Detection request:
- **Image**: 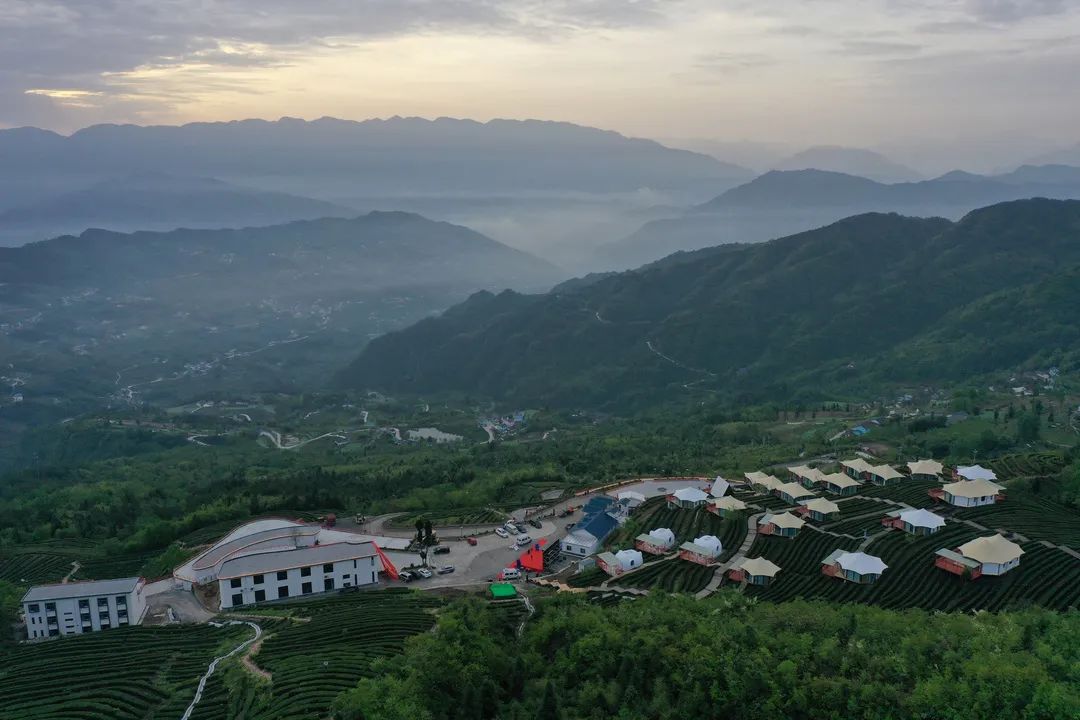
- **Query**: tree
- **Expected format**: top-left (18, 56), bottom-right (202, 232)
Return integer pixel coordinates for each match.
top-left (1017, 412), bottom-right (1041, 443)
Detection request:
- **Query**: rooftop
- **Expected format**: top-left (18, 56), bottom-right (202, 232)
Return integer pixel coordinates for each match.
top-left (942, 478), bottom-right (1004, 498)
top-left (956, 535), bottom-right (1024, 565)
top-left (22, 577), bottom-right (142, 603)
top-left (218, 540), bottom-right (377, 580)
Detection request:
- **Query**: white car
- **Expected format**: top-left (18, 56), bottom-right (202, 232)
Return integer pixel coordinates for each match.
top-left (414, 568), bottom-right (433, 579)
top-left (515, 535), bottom-right (533, 547)
top-left (504, 523), bottom-right (520, 535)
top-left (494, 527), bottom-right (509, 538)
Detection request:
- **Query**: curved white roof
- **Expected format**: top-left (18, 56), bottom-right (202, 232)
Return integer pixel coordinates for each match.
top-left (615, 549), bottom-right (644, 568)
top-left (673, 487), bottom-right (709, 502)
top-left (692, 535), bottom-right (723, 557)
top-left (617, 490), bottom-right (647, 504)
top-left (957, 465), bottom-right (997, 481)
top-left (898, 508), bottom-right (946, 529)
top-left (834, 552), bottom-right (888, 575)
top-left (957, 535), bottom-right (1024, 564)
top-left (647, 528), bottom-right (676, 547)
top-left (907, 459), bottom-right (943, 476)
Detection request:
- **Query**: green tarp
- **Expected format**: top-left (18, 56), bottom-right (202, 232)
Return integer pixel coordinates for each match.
top-left (490, 583), bottom-right (518, 598)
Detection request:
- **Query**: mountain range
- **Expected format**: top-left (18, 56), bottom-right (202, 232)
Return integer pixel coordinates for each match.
top-left (599, 165), bottom-right (1080, 269)
top-left (771, 146), bottom-right (923, 183)
top-left (343, 198), bottom-right (1080, 407)
top-left (0, 212), bottom-right (561, 417)
top-left (0, 173), bottom-right (353, 247)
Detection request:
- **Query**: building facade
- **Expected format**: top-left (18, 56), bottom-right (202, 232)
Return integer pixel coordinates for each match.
top-left (22, 577), bottom-right (147, 640)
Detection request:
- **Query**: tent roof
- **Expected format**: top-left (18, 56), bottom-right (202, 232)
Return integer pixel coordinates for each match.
top-left (943, 479), bottom-right (1003, 497)
top-left (871, 465), bottom-right (904, 480)
top-left (841, 458), bottom-right (874, 473)
top-left (898, 508), bottom-right (946, 529)
top-left (711, 496), bottom-right (747, 510)
top-left (956, 465), bottom-right (997, 481)
top-left (907, 459), bottom-right (943, 476)
top-left (673, 487), bottom-right (709, 502)
top-left (710, 477), bottom-right (731, 497)
top-left (761, 512), bottom-right (805, 529)
top-left (801, 498), bottom-right (840, 514)
top-left (746, 472), bottom-right (782, 490)
top-left (822, 472), bottom-right (861, 488)
top-left (957, 535), bottom-right (1024, 564)
top-left (833, 551), bottom-right (888, 575)
top-left (776, 482), bottom-right (815, 499)
top-left (739, 557), bottom-right (781, 577)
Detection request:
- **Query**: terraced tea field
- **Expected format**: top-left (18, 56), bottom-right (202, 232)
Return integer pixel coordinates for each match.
top-left (608, 500), bottom-right (747, 562)
top-left (0, 624), bottom-right (251, 720)
top-left (990, 452), bottom-right (1066, 480)
top-left (857, 478), bottom-right (940, 508)
top-left (954, 496), bottom-right (1080, 548)
top-left (608, 559), bottom-right (716, 594)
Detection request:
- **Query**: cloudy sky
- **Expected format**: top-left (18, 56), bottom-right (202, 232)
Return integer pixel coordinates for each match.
top-left (3, 1), bottom-right (1079, 168)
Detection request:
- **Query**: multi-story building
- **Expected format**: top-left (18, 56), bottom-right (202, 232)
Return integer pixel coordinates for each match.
top-left (217, 540), bottom-right (379, 609)
top-left (21, 577), bottom-right (147, 640)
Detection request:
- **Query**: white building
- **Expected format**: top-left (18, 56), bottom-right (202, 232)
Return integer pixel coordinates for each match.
top-left (22, 577), bottom-right (147, 640)
top-left (956, 465), bottom-right (997, 482)
top-left (710, 476), bottom-right (731, 497)
top-left (955, 535), bottom-right (1025, 576)
top-left (934, 478), bottom-right (1004, 507)
top-left (218, 539), bottom-right (379, 609)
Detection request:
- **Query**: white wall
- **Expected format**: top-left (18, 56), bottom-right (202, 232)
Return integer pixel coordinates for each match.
top-left (946, 494), bottom-right (996, 507)
top-left (219, 555), bottom-right (378, 609)
top-left (23, 584), bottom-right (146, 640)
top-left (979, 558), bottom-right (1020, 576)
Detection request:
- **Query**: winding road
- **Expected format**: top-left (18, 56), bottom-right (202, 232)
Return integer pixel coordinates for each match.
top-left (181, 620), bottom-right (262, 720)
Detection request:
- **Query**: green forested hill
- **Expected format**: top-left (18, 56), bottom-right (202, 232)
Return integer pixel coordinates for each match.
top-left (343, 199), bottom-right (1080, 405)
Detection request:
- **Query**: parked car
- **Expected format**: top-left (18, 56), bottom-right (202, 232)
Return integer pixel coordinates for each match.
top-left (516, 535), bottom-right (533, 547)
top-left (504, 523), bottom-right (519, 535)
top-left (500, 568), bottom-right (521, 580)
top-left (433, 545), bottom-right (451, 555)
top-left (495, 527), bottom-right (510, 538)
top-left (466, 536), bottom-right (478, 546)
top-left (514, 522), bottom-right (528, 533)
top-left (528, 518), bottom-right (542, 529)
top-left (414, 568), bottom-right (433, 579)
top-left (399, 571), bottom-right (415, 583)
top-left (436, 565), bottom-right (456, 575)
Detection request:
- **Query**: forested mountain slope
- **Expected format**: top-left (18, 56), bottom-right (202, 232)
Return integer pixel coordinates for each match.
top-left (344, 199), bottom-right (1080, 405)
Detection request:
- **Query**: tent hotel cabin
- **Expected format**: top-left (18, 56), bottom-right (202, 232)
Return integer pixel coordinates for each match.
top-left (758, 512), bottom-right (805, 538)
top-left (708, 495), bottom-right (747, 518)
top-left (821, 550), bottom-right (888, 584)
top-left (907, 459), bottom-right (943, 481)
top-left (929, 478), bottom-right (1004, 507)
top-left (868, 465), bottom-right (904, 486)
top-left (667, 487), bottom-right (709, 509)
top-left (678, 535), bottom-right (723, 565)
top-left (788, 465), bottom-right (826, 489)
top-left (745, 472), bottom-right (782, 493)
top-left (841, 458), bottom-right (874, 480)
top-left (954, 465), bottom-right (998, 482)
top-left (635, 528), bottom-right (676, 555)
top-left (728, 557), bottom-right (782, 586)
top-left (797, 497), bottom-right (840, 522)
top-left (882, 508), bottom-right (946, 535)
top-left (936, 534), bottom-right (1024, 579)
top-left (775, 482), bottom-right (816, 505)
top-left (597, 549), bottom-right (644, 577)
top-left (820, 472), bottom-right (861, 496)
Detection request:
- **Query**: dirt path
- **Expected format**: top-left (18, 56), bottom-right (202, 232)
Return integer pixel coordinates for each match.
top-left (241, 638), bottom-right (272, 681)
top-left (181, 621), bottom-right (261, 720)
top-left (61, 561), bottom-right (80, 583)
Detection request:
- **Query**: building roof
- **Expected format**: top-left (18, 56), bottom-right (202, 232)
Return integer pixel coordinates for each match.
top-left (680, 535), bottom-right (723, 558)
top-left (22, 577), bottom-right (143, 604)
top-left (788, 465), bottom-right (825, 482)
top-left (898, 508), bottom-right (946, 529)
top-left (646, 528), bottom-right (676, 546)
top-left (710, 476), bottom-right (731, 498)
top-left (822, 472), bottom-right (861, 489)
top-left (907, 459), bottom-right (944, 476)
top-left (617, 490), bottom-right (647, 504)
top-left (761, 512), bottom-right (806, 530)
top-left (615, 549), bottom-right (643, 567)
top-left (934, 549), bottom-right (982, 569)
top-left (218, 540), bottom-right (376, 580)
top-left (956, 465), bottom-right (997, 482)
top-left (841, 458), bottom-right (874, 473)
top-left (871, 465), bottom-right (903, 481)
top-left (564, 528), bottom-right (599, 546)
top-left (942, 478), bottom-right (1004, 498)
top-left (745, 472), bottom-right (782, 490)
top-left (710, 496), bottom-right (748, 511)
top-left (775, 482), bottom-right (815, 499)
top-left (581, 511), bottom-right (619, 540)
top-left (490, 583), bottom-right (518, 598)
top-left (738, 557), bottom-right (781, 577)
top-left (801, 498), bottom-right (840, 515)
top-left (597, 551), bottom-right (618, 568)
top-left (672, 487), bottom-right (709, 503)
top-left (957, 535), bottom-right (1025, 565)
top-left (830, 551), bottom-right (888, 576)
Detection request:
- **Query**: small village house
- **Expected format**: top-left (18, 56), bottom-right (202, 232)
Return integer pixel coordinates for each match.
top-left (935, 534), bottom-right (1024, 578)
top-left (798, 497), bottom-right (840, 522)
top-left (708, 495), bottom-right (747, 518)
top-left (906, 459), bottom-right (943, 481)
top-left (745, 471), bottom-right (782, 493)
top-left (882, 508), bottom-right (946, 535)
top-left (616, 490), bottom-right (647, 510)
top-left (821, 550), bottom-right (888, 583)
top-left (929, 478), bottom-right (1005, 507)
top-left (820, 472), bottom-right (861, 496)
top-left (560, 506), bottom-right (619, 557)
top-left (635, 528), bottom-right (676, 555)
top-left (728, 557), bottom-right (782, 586)
top-left (841, 458), bottom-right (874, 480)
top-left (868, 465), bottom-right (904, 486)
top-left (678, 535), bottom-right (723, 565)
top-left (597, 549), bottom-right (644, 576)
top-left (954, 465), bottom-right (998, 482)
top-left (758, 511), bottom-right (806, 538)
top-left (22, 578), bottom-right (147, 640)
top-left (774, 481), bottom-right (816, 505)
top-left (667, 487), bottom-right (709, 509)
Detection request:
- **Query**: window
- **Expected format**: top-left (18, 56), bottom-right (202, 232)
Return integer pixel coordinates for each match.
top-left (323, 563), bottom-right (334, 573)
top-left (230, 578), bottom-right (241, 589)
top-left (254, 589), bottom-right (266, 602)
top-left (324, 578), bottom-right (334, 592)
top-left (27, 603), bottom-right (39, 613)
top-left (45, 602), bottom-right (56, 612)
top-left (115, 595), bottom-right (127, 606)
top-left (300, 566), bottom-right (311, 577)
top-left (277, 570), bottom-right (288, 581)
top-left (118, 618), bottom-right (129, 627)
top-left (97, 598), bottom-right (109, 607)
top-left (48, 628), bottom-right (59, 637)
top-left (301, 582), bottom-right (312, 595)
top-left (232, 593), bottom-right (244, 607)
top-left (277, 586), bottom-right (289, 599)
top-left (253, 574), bottom-right (264, 585)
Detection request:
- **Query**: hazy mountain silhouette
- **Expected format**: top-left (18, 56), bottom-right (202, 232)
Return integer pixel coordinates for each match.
top-left (772, 146), bottom-right (923, 183)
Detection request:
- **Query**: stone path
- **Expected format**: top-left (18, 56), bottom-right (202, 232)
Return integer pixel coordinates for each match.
top-left (695, 511), bottom-right (764, 598)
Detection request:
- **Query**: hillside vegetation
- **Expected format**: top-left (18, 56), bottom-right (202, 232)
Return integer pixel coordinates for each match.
top-left (345, 199), bottom-right (1080, 406)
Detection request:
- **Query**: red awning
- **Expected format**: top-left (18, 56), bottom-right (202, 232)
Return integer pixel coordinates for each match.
top-left (513, 538), bottom-right (547, 573)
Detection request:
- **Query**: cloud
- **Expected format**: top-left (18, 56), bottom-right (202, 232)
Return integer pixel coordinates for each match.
top-left (965, 0), bottom-right (1068, 23)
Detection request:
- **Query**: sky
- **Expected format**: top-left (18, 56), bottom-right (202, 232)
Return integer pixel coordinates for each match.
top-left (3, 1), bottom-right (1080, 171)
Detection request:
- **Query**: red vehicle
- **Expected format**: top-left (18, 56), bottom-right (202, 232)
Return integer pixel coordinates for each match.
top-left (466, 536), bottom-right (478, 546)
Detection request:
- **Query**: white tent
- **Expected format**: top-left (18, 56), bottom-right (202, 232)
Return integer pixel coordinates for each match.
top-left (834, 552), bottom-right (888, 576)
top-left (898, 508), bottom-right (946, 530)
top-left (710, 476), bottom-right (731, 497)
top-left (614, 549), bottom-right (644, 571)
top-left (646, 528), bottom-right (676, 549)
top-left (691, 535), bottom-right (723, 558)
top-left (956, 465), bottom-right (997, 482)
top-left (673, 487), bottom-right (709, 503)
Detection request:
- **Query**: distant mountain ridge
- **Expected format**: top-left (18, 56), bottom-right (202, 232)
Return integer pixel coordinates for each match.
top-left (772, 146), bottom-right (923, 183)
top-left (598, 165), bottom-right (1080, 268)
top-left (344, 198), bottom-right (1080, 406)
